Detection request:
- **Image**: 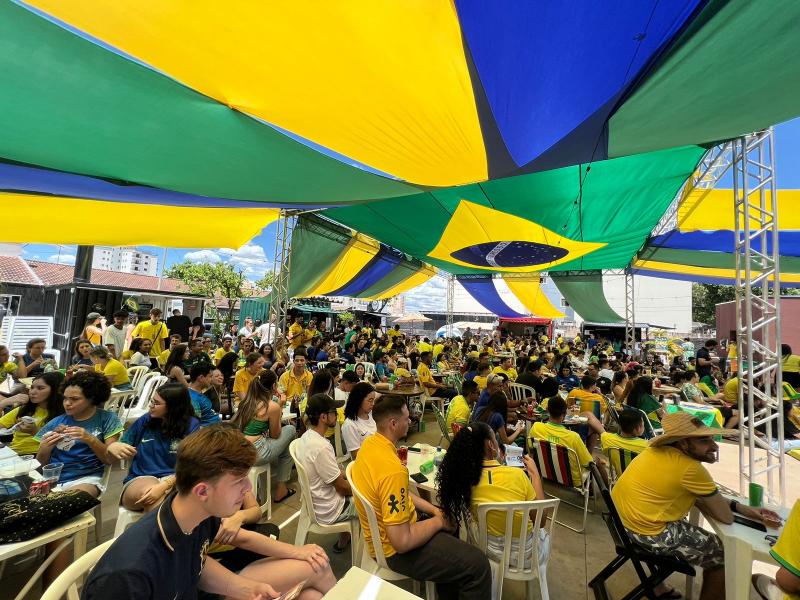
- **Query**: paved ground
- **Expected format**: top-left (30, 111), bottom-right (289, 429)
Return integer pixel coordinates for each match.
top-left (3, 414), bottom-right (796, 599)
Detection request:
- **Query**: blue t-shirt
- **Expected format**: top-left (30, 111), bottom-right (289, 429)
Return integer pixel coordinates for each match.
top-left (556, 374), bottom-right (581, 391)
top-left (23, 353), bottom-right (54, 378)
top-left (375, 362), bottom-right (389, 379)
top-left (485, 411), bottom-right (505, 433)
top-left (464, 370), bottom-right (477, 382)
top-left (188, 388), bottom-right (220, 427)
top-left (471, 389), bottom-right (491, 421)
top-left (35, 409), bottom-right (123, 483)
top-left (121, 414), bottom-right (200, 483)
top-left (316, 350), bottom-right (329, 362)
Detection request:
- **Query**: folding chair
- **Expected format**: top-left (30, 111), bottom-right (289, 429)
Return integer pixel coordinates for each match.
top-left (782, 381), bottom-right (800, 401)
top-left (345, 463), bottom-right (436, 599)
top-left (633, 408), bottom-right (663, 439)
top-left (603, 447), bottom-right (640, 489)
top-left (508, 383), bottom-right (536, 405)
top-left (527, 438), bottom-right (594, 533)
top-left (40, 540), bottom-right (114, 600)
top-left (431, 403), bottom-right (452, 446)
top-left (475, 498), bottom-right (560, 600)
top-left (587, 463), bottom-right (695, 600)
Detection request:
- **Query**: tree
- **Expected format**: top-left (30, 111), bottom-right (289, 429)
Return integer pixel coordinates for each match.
top-left (254, 271), bottom-right (277, 293)
top-left (165, 261), bottom-right (252, 336)
top-left (692, 283), bottom-right (735, 326)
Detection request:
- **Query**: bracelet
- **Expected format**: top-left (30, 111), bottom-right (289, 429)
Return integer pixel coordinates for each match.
top-left (730, 499), bottom-right (738, 514)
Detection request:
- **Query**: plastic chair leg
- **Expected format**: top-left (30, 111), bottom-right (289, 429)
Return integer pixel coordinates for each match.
top-left (294, 513), bottom-right (310, 547)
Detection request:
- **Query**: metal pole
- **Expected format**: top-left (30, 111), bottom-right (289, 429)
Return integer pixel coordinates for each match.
top-left (445, 273), bottom-right (455, 337)
top-left (624, 270), bottom-right (636, 357)
top-left (266, 211), bottom-right (296, 344)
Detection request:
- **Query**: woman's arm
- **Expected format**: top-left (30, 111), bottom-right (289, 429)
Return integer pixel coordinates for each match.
top-left (214, 491), bottom-right (262, 546)
top-left (170, 366), bottom-right (189, 387)
top-left (62, 427), bottom-right (120, 464)
top-left (266, 401), bottom-right (282, 440)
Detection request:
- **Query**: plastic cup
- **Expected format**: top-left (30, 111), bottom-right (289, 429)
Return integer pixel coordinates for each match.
top-left (397, 446), bottom-right (408, 466)
top-left (42, 462), bottom-right (64, 483)
top-left (749, 482), bottom-right (764, 507)
top-left (13, 454), bottom-right (34, 476)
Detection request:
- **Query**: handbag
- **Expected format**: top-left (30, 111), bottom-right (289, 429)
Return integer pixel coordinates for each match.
top-left (0, 489), bottom-right (99, 543)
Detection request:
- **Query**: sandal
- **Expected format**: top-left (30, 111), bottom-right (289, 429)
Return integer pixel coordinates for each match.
top-left (274, 488), bottom-right (297, 503)
top-left (332, 538), bottom-right (350, 554)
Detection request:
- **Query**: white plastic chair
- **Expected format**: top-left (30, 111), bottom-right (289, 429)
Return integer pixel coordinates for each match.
top-left (134, 370), bottom-right (160, 396)
top-left (474, 499), bottom-right (560, 600)
top-left (40, 539), bottom-right (113, 600)
top-left (333, 420), bottom-right (349, 465)
top-left (315, 361), bottom-right (329, 372)
top-left (248, 464), bottom-right (272, 522)
top-left (113, 506), bottom-right (143, 538)
top-left (126, 365), bottom-right (149, 393)
top-left (92, 465), bottom-right (114, 545)
top-left (105, 390), bottom-right (136, 421)
top-left (289, 440), bottom-right (360, 565)
top-left (345, 462), bottom-right (436, 599)
top-left (361, 362), bottom-right (376, 382)
top-left (508, 383), bottom-right (536, 405)
top-left (123, 375), bottom-right (167, 423)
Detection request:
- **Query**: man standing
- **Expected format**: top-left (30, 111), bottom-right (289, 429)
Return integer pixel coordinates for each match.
top-left (254, 319), bottom-right (275, 346)
top-left (351, 395), bottom-right (491, 599)
top-left (297, 393), bottom-right (357, 553)
top-left (695, 339), bottom-right (720, 380)
top-left (612, 412), bottom-right (779, 600)
top-left (132, 308), bottom-right (170, 362)
top-left (417, 352), bottom-right (457, 402)
top-left (288, 316), bottom-right (306, 354)
top-left (102, 310), bottom-right (129, 359)
top-left (238, 316), bottom-right (255, 340)
top-left (279, 352), bottom-right (313, 403)
top-left (166, 309), bottom-right (192, 342)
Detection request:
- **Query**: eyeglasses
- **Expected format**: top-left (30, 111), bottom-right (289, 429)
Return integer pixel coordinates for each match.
top-left (148, 400), bottom-right (165, 407)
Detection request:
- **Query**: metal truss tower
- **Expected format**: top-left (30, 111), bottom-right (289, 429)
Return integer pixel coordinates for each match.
top-left (445, 272), bottom-right (455, 337)
top-left (624, 270), bottom-right (636, 355)
top-left (267, 210), bottom-right (297, 344)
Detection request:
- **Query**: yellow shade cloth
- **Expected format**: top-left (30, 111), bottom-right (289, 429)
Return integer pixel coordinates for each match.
top-left (29, 0), bottom-right (487, 187)
top-left (303, 234), bottom-right (380, 296)
top-left (501, 274), bottom-right (565, 318)
top-left (364, 267), bottom-right (436, 300)
top-left (633, 258), bottom-right (800, 284)
top-left (0, 192), bottom-right (278, 248)
top-left (678, 188), bottom-right (800, 231)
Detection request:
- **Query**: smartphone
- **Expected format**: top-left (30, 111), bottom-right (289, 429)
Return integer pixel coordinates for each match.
top-left (410, 472), bottom-right (429, 484)
top-left (407, 447), bottom-right (421, 453)
top-left (733, 515), bottom-right (767, 532)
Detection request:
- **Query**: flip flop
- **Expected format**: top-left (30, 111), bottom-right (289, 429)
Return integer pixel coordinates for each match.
top-left (332, 538), bottom-right (350, 554)
top-left (274, 488), bottom-right (297, 503)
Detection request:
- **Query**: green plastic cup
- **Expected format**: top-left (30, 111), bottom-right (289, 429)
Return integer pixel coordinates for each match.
top-left (749, 482), bottom-right (764, 507)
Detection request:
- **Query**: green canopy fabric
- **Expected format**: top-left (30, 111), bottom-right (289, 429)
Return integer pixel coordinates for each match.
top-left (609, 0), bottom-right (800, 158)
top-left (328, 145), bottom-right (704, 275)
top-left (551, 273), bottom-right (624, 324)
top-left (287, 216), bottom-right (352, 297)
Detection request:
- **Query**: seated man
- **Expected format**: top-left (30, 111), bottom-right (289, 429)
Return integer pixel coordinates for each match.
top-left (278, 352), bottom-right (313, 403)
top-left (612, 412), bottom-right (779, 600)
top-left (297, 393), bottom-right (357, 554)
top-left (516, 359), bottom-right (544, 398)
top-left (417, 351), bottom-right (457, 401)
top-left (492, 356), bottom-right (518, 382)
top-left (158, 334), bottom-right (183, 369)
top-left (752, 498), bottom-right (800, 599)
top-left (529, 396), bottom-right (594, 485)
top-left (187, 364), bottom-right (222, 427)
top-left (445, 380), bottom-right (479, 431)
top-left (335, 369), bottom-right (360, 402)
top-left (213, 335), bottom-right (234, 366)
top-left (600, 409), bottom-right (647, 476)
top-left (393, 357), bottom-right (413, 382)
top-left (83, 425), bottom-right (336, 599)
top-left (566, 374), bottom-right (606, 451)
top-left (471, 363), bottom-right (491, 392)
top-left (470, 373), bottom-right (505, 421)
top-left (351, 396), bottom-right (491, 599)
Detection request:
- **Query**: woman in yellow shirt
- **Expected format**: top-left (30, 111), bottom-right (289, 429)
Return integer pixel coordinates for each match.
top-left (0, 371), bottom-right (65, 455)
top-left (89, 346), bottom-right (132, 390)
top-left (782, 344), bottom-right (800, 388)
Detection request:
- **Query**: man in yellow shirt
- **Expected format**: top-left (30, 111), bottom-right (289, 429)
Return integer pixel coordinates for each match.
top-left (492, 356), bottom-right (518, 382)
top-left (417, 337), bottom-right (432, 354)
top-left (472, 363), bottom-right (491, 392)
top-left (131, 308), bottom-right (170, 357)
top-left (612, 412), bottom-right (778, 600)
top-left (213, 336), bottom-right (234, 365)
top-left (387, 324), bottom-right (401, 340)
top-left (158, 333), bottom-right (183, 367)
top-left (351, 395), bottom-right (491, 598)
top-left (445, 380), bottom-right (479, 431)
top-left (278, 353), bottom-right (313, 402)
top-left (600, 410), bottom-right (647, 478)
top-left (566, 374), bottom-right (606, 452)
top-left (232, 352), bottom-right (265, 404)
top-left (287, 316), bottom-right (305, 351)
top-left (723, 375), bottom-right (738, 404)
top-left (432, 341), bottom-right (444, 361)
top-left (752, 498), bottom-right (800, 600)
top-left (417, 352), bottom-right (457, 401)
top-left (529, 396), bottom-right (593, 484)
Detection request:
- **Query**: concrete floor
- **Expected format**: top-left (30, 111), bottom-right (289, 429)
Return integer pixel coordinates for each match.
top-left (3, 414), bottom-right (796, 599)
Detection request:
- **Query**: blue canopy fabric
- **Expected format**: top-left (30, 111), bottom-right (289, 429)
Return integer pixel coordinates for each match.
top-left (328, 245), bottom-right (404, 297)
top-left (649, 230), bottom-right (800, 257)
top-left (457, 275), bottom-right (526, 318)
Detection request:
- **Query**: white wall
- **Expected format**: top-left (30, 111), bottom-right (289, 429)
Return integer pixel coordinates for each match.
top-left (602, 273), bottom-right (692, 334)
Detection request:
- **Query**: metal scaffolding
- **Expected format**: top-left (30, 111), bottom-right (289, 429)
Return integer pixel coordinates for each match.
top-left (445, 272), bottom-right (455, 337)
top-left (732, 129), bottom-right (785, 504)
top-left (266, 210), bottom-right (297, 344)
top-left (624, 270), bottom-right (636, 355)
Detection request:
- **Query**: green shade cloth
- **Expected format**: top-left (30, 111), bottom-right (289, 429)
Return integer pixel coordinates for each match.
top-left (287, 216), bottom-right (352, 297)
top-left (609, 0), bottom-right (800, 158)
top-left (0, 2), bottom-right (419, 205)
top-left (328, 145), bottom-right (704, 275)
top-left (551, 273), bottom-right (624, 323)
top-left (238, 297), bottom-right (271, 324)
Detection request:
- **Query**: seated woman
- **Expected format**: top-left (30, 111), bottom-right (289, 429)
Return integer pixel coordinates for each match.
top-left (163, 343), bottom-right (189, 386)
top-left (107, 382), bottom-right (199, 512)
top-left (16, 337), bottom-right (54, 378)
top-left (70, 339), bottom-right (94, 367)
top-left (555, 364), bottom-right (581, 391)
top-left (475, 391), bottom-right (524, 448)
top-left (0, 371), bottom-right (65, 455)
top-left (231, 370), bottom-right (297, 503)
top-left (354, 362), bottom-right (368, 382)
top-left (259, 343), bottom-right (275, 369)
top-left (624, 376), bottom-right (665, 431)
top-left (128, 337), bottom-right (154, 368)
top-left (89, 346), bottom-right (132, 390)
top-left (611, 371), bottom-right (628, 403)
top-left (341, 382), bottom-right (377, 460)
top-left (681, 370), bottom-right (739, 429)
top-left (437, 422), bottom-right (549, 568)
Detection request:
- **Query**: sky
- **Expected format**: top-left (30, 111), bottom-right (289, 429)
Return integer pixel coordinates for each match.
top-left (5, 117), bottom-right (800, 312)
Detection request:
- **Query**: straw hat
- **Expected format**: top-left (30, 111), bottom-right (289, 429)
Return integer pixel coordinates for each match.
top-left (649, 411), bottom-right (736, 447)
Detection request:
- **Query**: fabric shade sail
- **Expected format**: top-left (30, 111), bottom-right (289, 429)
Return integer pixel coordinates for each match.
top-left (1, 0), bottom-right (798, 219)
top-left (456, 275), bottom-right (525, 318)
top-left (551, 273), bottom-right (624, 323)
top-left (501, 274), bottom-right (565, 319)
top-left (289, 215), bottom-right (435, 300)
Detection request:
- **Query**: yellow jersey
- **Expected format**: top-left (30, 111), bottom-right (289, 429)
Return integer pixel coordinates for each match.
top-left (278, 368), bottom-right (313, 399)
top-left (723, 377), bottom-right (738, 404)
top-left (0, 405), bottom-right (49, 455)
top-left (214, 347), bottom-right (232, 365)
top-left (351, 433), bottom-right (417, 558)
top-left (445, 395), bottom-right (471, 429)
top-left (529, 421), bottom-right (593, 484)
top-left (288, 323), bottom-right (304, 349)
top-left (95, 359), bottom-right (130, 387)
top-left (492, 366), bottom-right (518, 382)
top-left (471, 460), bottom-right (535, 537)
top-left (473, 375), bottom-right (489, 391)
top-left (600, 432), bottom-right (647, 476)
top-left (567, 387), bottom-right (607, 414)
top-left (131, 320), bottom-right (170, 356)
top-left (416, 363), bottom-right (437, 395)
top-left (611, 446), bottom-right (717, 536)
top-left (770, 499), bottom-right (800, 600)
top-left (232, 368), bottom-right (258, 400)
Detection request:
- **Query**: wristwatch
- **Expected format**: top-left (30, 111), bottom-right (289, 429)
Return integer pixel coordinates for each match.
top-left (730, 499), bottom-right (738, 513)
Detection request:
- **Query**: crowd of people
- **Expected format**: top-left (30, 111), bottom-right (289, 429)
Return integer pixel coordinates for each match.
top-left (0, 310), bottom-right (798, 600)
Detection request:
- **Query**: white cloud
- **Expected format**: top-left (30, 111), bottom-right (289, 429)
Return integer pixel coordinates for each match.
top-left (183, 244), bottom-right (271, 280)
top-left (403, 277), bottom-right (447, 313)
top-left (185, 250), bottom-right (222, 263)
top-left (47, 253), bottom-right (76, 265)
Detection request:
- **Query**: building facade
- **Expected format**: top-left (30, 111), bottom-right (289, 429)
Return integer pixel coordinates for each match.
top-left (92, 247), bottom-right (158, 276)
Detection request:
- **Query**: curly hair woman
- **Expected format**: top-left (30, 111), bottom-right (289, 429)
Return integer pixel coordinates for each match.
top-left (436, 422), bottom-right (550, 569)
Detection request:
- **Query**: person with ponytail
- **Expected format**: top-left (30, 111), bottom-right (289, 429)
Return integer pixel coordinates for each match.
top-left (436, 422), bottom-right (550, 568)
top-left (0, 371), bottom-right (65, 455)
top-left (230, 369), bottom-right (297, 503)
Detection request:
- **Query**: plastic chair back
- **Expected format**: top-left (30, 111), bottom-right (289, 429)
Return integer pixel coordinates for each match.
top-left (127, 366), bottom-right (150, 393)
top-left (346, 461), bottom-right (391, 570)
top-left (40, 540), bottom-right (114, 600)
top-left (508, 383), bottom-right (536, 404)
top-left (432, 403), bottom-right (452, 444)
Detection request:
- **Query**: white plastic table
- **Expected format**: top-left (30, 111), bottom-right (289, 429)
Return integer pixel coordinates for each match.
top-left (405, 444), bottom-right (438, 495)
top-left (687, 503), bottom-right (789, 600)
top-left (323, 566), bottom-right (421, 599)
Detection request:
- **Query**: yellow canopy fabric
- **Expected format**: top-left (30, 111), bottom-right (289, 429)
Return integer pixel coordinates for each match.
top-left (1, 192), bottom-right (278, 248)
top-left (302, 234), bottom-right (381, 296)
top-left (29, 0), bottom-right (487, 187)
top-left (632, 258), bottom-right (800, 284)
top-left (363, 267), bottom-right (436, 300)
top-left (678, 188), bottom-right (800, 231)
top-left (501, 274), bottom-right (565, 318)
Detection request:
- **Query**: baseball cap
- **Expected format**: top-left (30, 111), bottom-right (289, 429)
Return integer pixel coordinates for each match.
top-left (305, 393), bottom-right (344, 418)
top-left (87, 312), bottom-right (102, 321)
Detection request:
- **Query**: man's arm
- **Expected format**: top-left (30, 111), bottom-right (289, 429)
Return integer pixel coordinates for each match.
top-left (198, 556), bottom-right (278, 599)
top-left (776, 567), bottom-right (800, 596)
top-left (695, 492), bottom-right (733, 524)
top-left (385, 514), bottom-right (444, 555)
top-left (331, 473), bottom-right (351, 497)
